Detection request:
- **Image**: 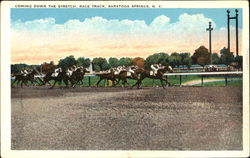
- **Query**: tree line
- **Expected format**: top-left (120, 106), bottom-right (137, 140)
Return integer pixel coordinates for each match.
top-left (11, 45), bottom-right (242, 74)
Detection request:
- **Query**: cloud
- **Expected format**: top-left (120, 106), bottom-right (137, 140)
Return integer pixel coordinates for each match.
top-left (11, 13), bottom-right (215, 34)
top-left (150, 15), bottom-right (170, 30)
top-left (11, 13), bottom-right (242, 64)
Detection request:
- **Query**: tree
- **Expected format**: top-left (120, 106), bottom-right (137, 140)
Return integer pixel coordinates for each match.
top-left (191, 46), bottom-right (210, 67)
top-left (11, 64), bottom-right (27, 74)
top-left (58, 55), bottom-right (77, 70)
top-left (118, 57), bottom-right (133, 67)
top-left (211, 53), bottom-right (220, 64)
top-left (179, 52), bottom-right (191, 67)
top-left (169, 56), bottom-right (181, 68)
top-left (94, 65), bottom-right (101, 72)
top-left (234, 55), bottom-right (243, 69)
top-left (183, 57), bottom-right (192, 68)
top-left (11, 64), bottom-right (20, 74)
top-left (145, 54), bottom-right (158, 69)
top-left (108, 57), bottom-right (119, 68)
top-left (102, 62), bottom-right (111, 70)
top-left (145, 52), bottom-right (169, 69)
top-left (31, 65), bottom-right (41, 72)
top-left (92, 57), bottom-right (109, 71)
top-left (41, 61), bottom-right (57, 73)
top-left (220, 47), bottom-right (234, 65)
top-left (132, 57), bottom-right (145, 68)
top-left (170, 52), bottom-right (182, 68)
top-left (76, 57), bottom-right (91, 68)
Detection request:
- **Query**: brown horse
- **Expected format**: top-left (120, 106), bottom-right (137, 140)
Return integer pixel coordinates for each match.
top-left (42, 68), bottom-right (70, 89)
top-left (11, 70), bottom-right (38, 87)
top-left (114, 68), bottom-right (145, 87)
top-left (70, 67), bottom-right (88, 87)
top-left (96, 70), bottom-right (120, 87)
top-left (131, 66), bottom-right (173, 89)
top-left (114, 70), bottom-right (137, 87)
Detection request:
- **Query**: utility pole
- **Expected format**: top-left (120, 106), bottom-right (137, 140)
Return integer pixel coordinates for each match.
top-left (227, 10), bottom-right (230, 55)
top-left (235, 9), bottom-right (239, 56)
top-left (206, 21), bottom-right (213, 65)
top-left (227, 9), bottom-right (239, 56)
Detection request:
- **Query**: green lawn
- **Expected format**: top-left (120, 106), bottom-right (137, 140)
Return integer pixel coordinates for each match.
top-left (11, 75), bottom-right (242, 87)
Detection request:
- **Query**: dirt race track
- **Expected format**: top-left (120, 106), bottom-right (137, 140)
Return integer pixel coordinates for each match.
top-left (11, 86), bottom-right (242, 150)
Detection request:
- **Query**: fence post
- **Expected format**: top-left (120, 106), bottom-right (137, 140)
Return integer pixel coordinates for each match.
top-left (179, 75), bottom-right (182, 86)
top-left (225, 75), bottom-right (228, 86)
top-left (201, 75), bottom-right (204, 86)
top-left (88, 77), bottom-right (91, 87)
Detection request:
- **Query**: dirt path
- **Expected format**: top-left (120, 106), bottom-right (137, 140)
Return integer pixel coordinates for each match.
top-left (11, 87), bottom-right (242, 150)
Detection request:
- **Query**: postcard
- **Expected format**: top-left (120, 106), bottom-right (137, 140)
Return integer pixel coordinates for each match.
top-left (1, 1), bottom-right (249, 158)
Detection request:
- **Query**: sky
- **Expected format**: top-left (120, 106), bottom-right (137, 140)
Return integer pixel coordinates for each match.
top-left (11, 8), bottom-right (243, 64)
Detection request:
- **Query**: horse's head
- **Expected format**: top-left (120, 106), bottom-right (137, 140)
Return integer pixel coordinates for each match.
top-left (167, 66), bottom-right (173, 73)
top-left (84, 68), bottom-right (90, 73)
top-left (159, 65), bottom-right (173, 73)
top-left (78, 66), bottom-right (89, 73)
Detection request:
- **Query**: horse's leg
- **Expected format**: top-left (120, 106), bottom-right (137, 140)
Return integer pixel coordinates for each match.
top-left (121, 79), bottom-right (125, 88)
top-left (113, 78), bottom-right (120, 86)
top-left (81, 77), bottom-right (84, 86)
top-left (42, 80), bottom-right (48, 86)
top-left (162, 77), bottom-right (171, 86)
top-left (37, 77), bottom-right (43, 85)
top-left (79, 79), bottom-right (83, 86)
top-left (70, 80), bottom-right (75, 88)
top-left (30, 80), bottom-right (35, 86)
top-left (25, 80), bottom-right (29, 87)
top-left (111, 79), bottom-right (116, 87)
top-left (123, 79), bottom-right (130, 87)
top-left (21, 80), bottom-right (24, 88)
top-left (105, 79), bottom-right (108, 87)
top-left (40, 79), bottom-right (46, 86)
top-left (64, 79), bottom-right (69, 88)
top-left (74, 80), bottom-right (80, 87)
top-left (58, 80), bottom-right (65, 89)
top-left (49, 80), bottom-right (57, 89)
top-left (160, 79), bottom-right (166, 89)
top-left (132, 73), bottom-right (138, 80)
top-left (34, 78), bottom-right (41, 86)
top-left (21, 80), bottom-right (28, 88)
top-left (131, 77), bottom-right (143, 89)
top-left (16, 80), bottom-right (21, 87)
top-left (96, 78), bottom-right (103, 87)
top-left (46, 81), bottom-right (52, 86)
top-left (11, 79), bottom-right (17, 87)
top-left (73, 80), bottom-right (80, 88)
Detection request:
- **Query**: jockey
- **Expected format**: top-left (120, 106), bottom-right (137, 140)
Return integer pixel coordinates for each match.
top-left (117, 66), bottom-right (124, 72)
top-left (128, 65), bottom-right (137, 74)
top-left (66, 68), bottom-right (73, 77)
top-left (52, 68), bottom-right (62, 77)
top-left (21, 69), bottom-right (29, 76)
top-left (72, 65), bottom-right (77, 71)
top-left (150, 64), bottom-right (161, 76)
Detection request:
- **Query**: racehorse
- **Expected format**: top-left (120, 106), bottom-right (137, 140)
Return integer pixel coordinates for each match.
top-left (42, 68), bottom-right (70, 89)
top-left (131, 65), bottom-right (173, 89)
top-left (114, 70), bottom-right (138, 87)
top-left (70, 67), bottom-right (88, 87)
top-left (11, 69), bottom-right (38, 87)
top-left (113, 67), bottom-right (145, 87)
top-left (95, 70), bottom-right (120, 87)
